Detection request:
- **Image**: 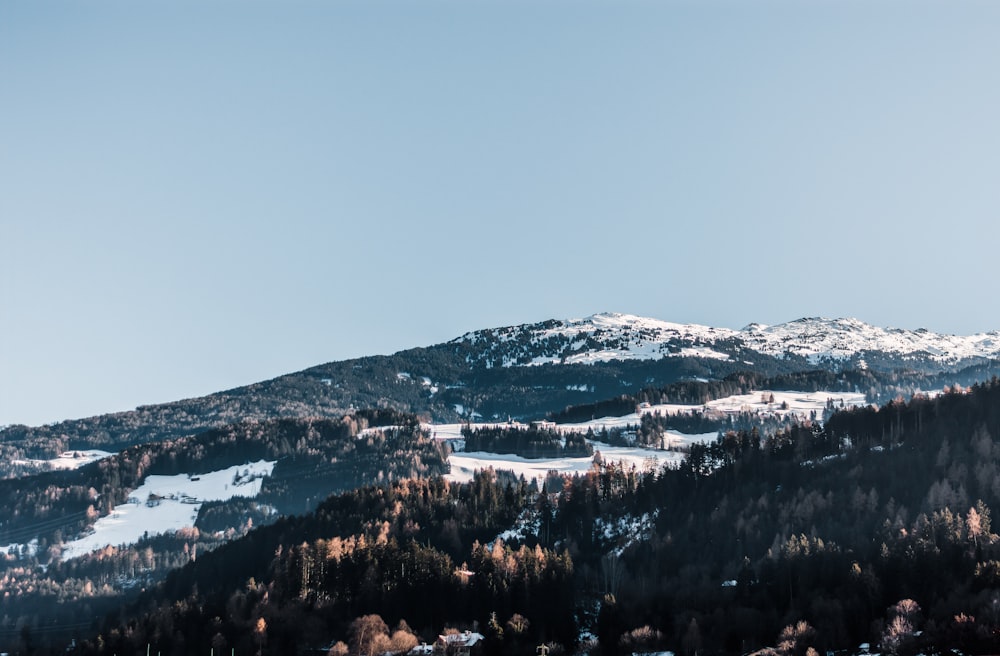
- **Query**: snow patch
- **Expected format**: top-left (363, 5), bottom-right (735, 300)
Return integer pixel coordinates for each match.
top-left (495, 507), bottom-right (542, 543)
top-left (61, 460), bottom-right (275, 560)
top-left (557, 389), bottom-right (867, 434)
top-left (595, 511), bottom-right (657, 556)
top-left (12, 450), bottom-right (113, 472)
top-left (445, 443), bottom-right (679, 485)
top-left (2, 539), bottom-right (39, 559)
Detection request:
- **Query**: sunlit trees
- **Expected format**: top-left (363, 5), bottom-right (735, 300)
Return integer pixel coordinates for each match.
top-left (881, 600), bottom-right (921, 655)
top-left (350, 614), bottom-right (389, 656)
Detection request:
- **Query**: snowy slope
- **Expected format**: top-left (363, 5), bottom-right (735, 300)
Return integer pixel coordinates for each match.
top-left (741, 317), bottom-right (1000, 364)
top-left (452, 312), bottom-right (1000, 368)
top-left (61, 460), bottom-right (275, 560)
top-left (430, 421), bottom-right (700, 484)
top-left (12, 450), bottom-right (113, 471)
top-left (452, 313), bottom-right (738, 367)
top-left (446, 445), bottom-right (682, 485)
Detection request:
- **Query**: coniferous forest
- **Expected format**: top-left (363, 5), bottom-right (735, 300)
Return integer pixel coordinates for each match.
top-left (461, 425), bottom-right (593, 459)
top-left (3, 378), bottom-right (997, 655)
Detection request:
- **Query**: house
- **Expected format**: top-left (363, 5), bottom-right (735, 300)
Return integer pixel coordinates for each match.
top-left (529, 420), bottom-right (556, 431)
top-left (619, 429), bottom-right (638, 445)
top-left (432, 631), bottom-right (485, 656)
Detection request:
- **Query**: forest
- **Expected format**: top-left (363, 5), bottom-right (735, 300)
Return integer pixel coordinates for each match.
top-left (0, 413), bottom-right (450, 645)
top-left (5, 377), bottom-right (998, 655)
top-left (461, 425), bottom-right (593, 459)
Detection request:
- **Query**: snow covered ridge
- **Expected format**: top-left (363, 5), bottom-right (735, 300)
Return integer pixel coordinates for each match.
top-left (741, 317), bottom-right (1000, 364)
top-left (451, 312), bottom-right (1000, 368)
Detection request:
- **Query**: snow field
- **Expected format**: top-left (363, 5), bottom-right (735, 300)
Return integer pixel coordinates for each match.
top-left (433, 387), bottom-right (869, 484)
top-left (558, 389), bottom-right (867, 436)
top-left (445, 444), bottom-right (684, 485)
top-left (699, 389), bottom-right (867, 417)
top-left (61, 460), bottom-right (275, 560)
top-left (12, 450), bottom-right (114, 471)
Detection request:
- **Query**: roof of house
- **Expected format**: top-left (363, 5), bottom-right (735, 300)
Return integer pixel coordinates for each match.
top-left (437, 631), bottom-right (485, 647)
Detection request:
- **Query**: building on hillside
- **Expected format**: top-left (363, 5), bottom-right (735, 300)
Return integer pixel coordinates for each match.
top-left (619, 429), bottom-right (638, 445)
top-left (432, 631), bottom-right (484, 656)
top-left (530, 420), bottom-right (556, 431)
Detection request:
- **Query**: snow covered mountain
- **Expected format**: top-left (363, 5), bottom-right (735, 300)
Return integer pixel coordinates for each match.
top-left (10, 312), bottom-right (1000, 460)
top-left (452, 312), bottom-right (1000, 371)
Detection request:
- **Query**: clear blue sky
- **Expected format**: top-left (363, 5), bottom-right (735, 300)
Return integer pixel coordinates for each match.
top-left (3, 0), bottom-right (999, 427)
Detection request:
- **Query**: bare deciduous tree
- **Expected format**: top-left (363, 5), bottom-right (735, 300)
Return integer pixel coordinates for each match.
top-left (351, 614), bottom-right (389, 656)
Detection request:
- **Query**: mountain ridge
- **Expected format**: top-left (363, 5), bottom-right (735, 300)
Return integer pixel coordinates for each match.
top-left (4, 311), bottom-right (1000, 469)
top-left (453, 311), bottom-right (1000, 368)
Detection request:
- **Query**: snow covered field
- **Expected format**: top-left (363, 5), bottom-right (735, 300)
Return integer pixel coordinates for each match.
top-left (699, 389), bottom-right (867, 416)
top-left (426, 420), bottom-right (710, 484)
top-left (433, 388), bottom-right (869, 483)
top-left (557, 389), bottom-right (867, 435)
top-left (12, 450), bottom-right (113, 471)
top-left (445, 445), bottom-right (683, 485)
top-left (61, 460), bottom-right (275, 560)
top-left (435, 420), bottom-right (691, 484)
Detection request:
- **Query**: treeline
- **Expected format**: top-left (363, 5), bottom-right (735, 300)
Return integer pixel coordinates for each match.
top-left (461, 425), bottom-right (593, 459)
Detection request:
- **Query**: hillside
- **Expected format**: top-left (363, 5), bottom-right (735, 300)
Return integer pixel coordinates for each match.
top-left (41, 377), bottom-right (1000, 656)
top-left (0, 413), bottom-right (450, 646)
top-left (4, 314), bottom-right (999, 476)
top-left (5, 313), bottom-right (1000, 654)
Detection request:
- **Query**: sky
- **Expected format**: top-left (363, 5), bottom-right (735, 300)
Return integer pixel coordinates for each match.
top-left (3, 0), bottom-right (1000, 427)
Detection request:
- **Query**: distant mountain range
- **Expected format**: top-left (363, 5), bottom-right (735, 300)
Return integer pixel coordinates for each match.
top-left (4, 313), bottom-right (999, 458)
